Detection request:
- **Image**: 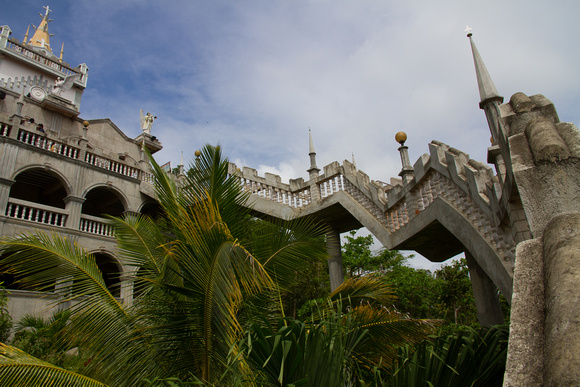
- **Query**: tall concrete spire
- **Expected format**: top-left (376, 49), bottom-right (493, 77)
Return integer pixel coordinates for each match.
top-left (307, 128), bottom-right (320, 177)
top-left (466, 27), bottom-right (503, 107)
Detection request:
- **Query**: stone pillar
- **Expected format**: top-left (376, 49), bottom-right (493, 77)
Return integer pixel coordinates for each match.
top-left (0, 177), bottom-right (15, 212)
top-left (465, 251), bottom-right (504, 325)
top-left (64, 195), bottom-right (85, 230)
top-left (543, 213), bottom-right (580, 386)
top-left (326, 228), bottom-right (344, 292)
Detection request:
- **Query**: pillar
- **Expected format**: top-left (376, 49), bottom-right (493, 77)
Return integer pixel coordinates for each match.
top-left (326, 228), bottom-right (344, 292)
top-left (64, 195), bottom-right (85, 230)
top-left (465, 251), bottom-right (504, 325)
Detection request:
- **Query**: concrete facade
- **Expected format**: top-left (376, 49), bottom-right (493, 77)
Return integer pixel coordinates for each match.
top-left (0, 18), bottom-right (162, 322)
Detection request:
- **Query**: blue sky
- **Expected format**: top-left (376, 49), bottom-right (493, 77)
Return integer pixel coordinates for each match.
top-left (3, 1), bottom-right (580, 270)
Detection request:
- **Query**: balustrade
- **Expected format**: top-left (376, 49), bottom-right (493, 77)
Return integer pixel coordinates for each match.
top-left (0, 123), bottom-right (11, 137)
top-left (6, 41), bottom-right (78, 76)
top-left (17, 129), bottom-right (79, 159)
top-left (79, 215), bottom-right (114, 237)
top-left (5, 199), bottom-right (67, 227)
top-left (85, 152), bottom-right (139, 179)
top-left (318, 174), bottom-right (344, 199)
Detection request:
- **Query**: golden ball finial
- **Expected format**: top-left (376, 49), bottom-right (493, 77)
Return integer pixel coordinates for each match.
top-left (82, 120), bottom-right (90, 128)
top-left (395, 131), bottom-right (407, 145)
top-left (194, 150), bottom-right (201, 157)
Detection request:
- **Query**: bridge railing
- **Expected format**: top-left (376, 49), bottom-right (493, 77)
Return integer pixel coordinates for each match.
top-left (318, 173), bottom-right (345, 198)
top-left (237, 176), bottom-right (311, 208)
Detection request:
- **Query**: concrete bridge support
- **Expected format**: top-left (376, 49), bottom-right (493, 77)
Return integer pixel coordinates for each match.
top-left (465, 252), bottom-right (504, 325)
top-left (326, 228), bottom-right (344, 292)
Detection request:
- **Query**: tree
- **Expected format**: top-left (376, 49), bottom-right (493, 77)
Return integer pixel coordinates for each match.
top-left (434, 258), bottom-right (478, 326)
top-left (0, 283), bottom-right (12, 343)
top-left (0, 145), bottom-right (329, 385)
top-left (0, 145), bottom-right (435, 386)
top-left (342, 230), bottom-right (407, 277)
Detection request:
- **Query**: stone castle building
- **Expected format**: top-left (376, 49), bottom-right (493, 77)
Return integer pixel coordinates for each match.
top-left (0, 7), bottom-right (163, 323)
top-left (1, 9), bottom-right (579, 386)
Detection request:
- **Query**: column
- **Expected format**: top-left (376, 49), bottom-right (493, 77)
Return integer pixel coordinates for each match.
top-left (465, 251), bottom-right (504, 325)
top-left (64, 195), bottom-right (85, 230)
top-left (327, 228), bottom-right (344, 292)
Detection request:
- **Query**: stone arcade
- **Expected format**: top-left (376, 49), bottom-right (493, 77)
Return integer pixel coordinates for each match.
top-left (0, 9), bottom-right (578, 386)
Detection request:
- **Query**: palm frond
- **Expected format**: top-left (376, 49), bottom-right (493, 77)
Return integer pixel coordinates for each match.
top-left (0, 343), bottom-right (107, 387)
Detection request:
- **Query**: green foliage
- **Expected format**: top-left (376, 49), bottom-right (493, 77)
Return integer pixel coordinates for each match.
top-left (384, 325), bottom-right (509, 387)
top-left (341, 233), bottom-right (482, 328)
top-left (10, 310), bottom-right (77, 368)
top-left (0, 283), bottom-right (12, 343)
top-left (0, 145), bottom-right (329, 386)
top-left (434, 258), bottom-right (478, 326)
top-left (241, 278), bottom-right (437, 386)
top-left (0, 343), bottom-right (106, 387)
top-left (342, 231), bottom-right (406, 277)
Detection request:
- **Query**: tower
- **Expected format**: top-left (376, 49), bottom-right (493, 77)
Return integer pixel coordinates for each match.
top-left (0, 8), bottom-right (163, 324)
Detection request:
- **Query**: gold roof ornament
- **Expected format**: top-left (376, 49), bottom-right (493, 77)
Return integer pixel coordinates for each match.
top-left (28, 5), bottom-right (54, 53)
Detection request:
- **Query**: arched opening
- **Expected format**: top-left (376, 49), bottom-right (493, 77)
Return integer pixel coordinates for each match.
top-left (9, 168), bottom-right (68, 208)
top-left (140, 200), bottom-right (163, 220)
top-left (6, 168), bottom-right (69, 226)
top-left (0, 253), bottom-right (55, 292)
top-left (93, 253), bottom-right (122, 298)
top-left (82, 187), bottom-right (125, 218)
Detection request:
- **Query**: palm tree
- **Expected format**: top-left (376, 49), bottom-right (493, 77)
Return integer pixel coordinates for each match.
top-left (0, 145), bottom-right (329, 385)
top-left (0, 145), bottom-right (436, 385)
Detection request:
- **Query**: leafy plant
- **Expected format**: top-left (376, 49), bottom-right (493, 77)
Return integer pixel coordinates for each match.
top-left (383, 325), bottom-right (509, 387)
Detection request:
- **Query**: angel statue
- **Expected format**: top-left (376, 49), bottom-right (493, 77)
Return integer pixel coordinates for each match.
top-left (140, 109), bottom-right (157, 134)
top-left (52, 73), bottom-right (80, 96)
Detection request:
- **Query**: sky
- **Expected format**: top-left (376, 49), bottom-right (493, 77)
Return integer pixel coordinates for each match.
top-left (3, 1), bottom-right (580, 270)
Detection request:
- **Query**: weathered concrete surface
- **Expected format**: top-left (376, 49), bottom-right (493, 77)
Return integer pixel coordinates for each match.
top-left (503, 239), bottom-right (544, 387)
top-left (465, 252), bottom-right (504, 326)
top-left (543, 213), bottom-right (580, 386)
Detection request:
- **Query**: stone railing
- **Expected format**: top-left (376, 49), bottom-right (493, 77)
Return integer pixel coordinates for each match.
top-left (0, 123), bottom-right (12, 137)
top-left (5, 40), bottom-right (79, 77)
top-left (79, 214), bottom-right (114, 237)
top-left (5, 198), bottom-right (68, 227)
top-left (318, 173), bottom-right (345, 199)
top-left (85, 152), bottom-right (139, 179)
top-left (17, 129), bottom-right (80, 159)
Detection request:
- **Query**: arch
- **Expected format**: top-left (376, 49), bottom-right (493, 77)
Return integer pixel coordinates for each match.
top-left (90, 251), bottom-right (122, 298)
top-left (9, 166), bottom-right (71, 209)
top-left (81, 184), bottom-right (128, 218)
top-left (139, 199), bottom-right (163, 220)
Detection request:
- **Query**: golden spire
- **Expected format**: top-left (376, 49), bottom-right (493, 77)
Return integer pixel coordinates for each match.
top-left (23, 25), bottom-right (30, 44)
top-left (59, 42), bottom-right (64, 62)
top-left (28, 5), bottom-right (54, 52)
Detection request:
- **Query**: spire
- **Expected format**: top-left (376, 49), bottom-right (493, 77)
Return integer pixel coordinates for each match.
top-left (28, 6), bottom-right (54, 53)
top-left (59, 42), bottom-right (64, 62)
top-left (465, 26), bottom-right (503, 107)
top-left (23, 25), bottom-right (30, 44)
top-left (307, 128), bottom-right (320, 177)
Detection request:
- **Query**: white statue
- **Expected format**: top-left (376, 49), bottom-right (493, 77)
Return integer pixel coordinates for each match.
top-left (140, 109), bottom-right (156, 134)
top-left (52, 73), bottom-right (79, 96)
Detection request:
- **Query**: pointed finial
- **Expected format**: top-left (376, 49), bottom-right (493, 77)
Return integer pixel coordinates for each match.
top-left (23, 25), bottom-right (30, 44)
top-left (59, 42), bottom-right (64, 62)
top-left (309, 127), bottom-right (316, 155)
top-left (464, 25), bottom-right (473, 37)
top-left (466, 27), bottom-right (503, 107)
top-left (307, 128), bottom-right (320, 176)
top-left (351, 152), bottom-right (356, 168)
